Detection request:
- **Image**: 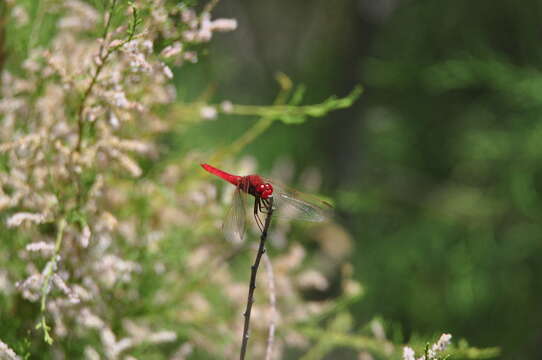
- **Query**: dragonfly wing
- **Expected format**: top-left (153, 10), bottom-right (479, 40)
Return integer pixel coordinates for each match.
top-left (222, 186), bottom-right (248, 243)
top-left (271, 185), bottom-right (332, 222)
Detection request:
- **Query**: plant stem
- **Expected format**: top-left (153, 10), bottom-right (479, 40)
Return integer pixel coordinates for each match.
top-left (75, 0), bottom-right (118, 152)
top-left (38, 217), bottom-right (67, 344)
top-left (239, 197), bottom-right (274, 360)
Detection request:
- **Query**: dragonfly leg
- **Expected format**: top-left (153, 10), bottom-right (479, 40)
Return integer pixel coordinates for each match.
top-left (258, 198), bottom-right (271, 214)
top-left (253, 197), bottom-right (264, 232)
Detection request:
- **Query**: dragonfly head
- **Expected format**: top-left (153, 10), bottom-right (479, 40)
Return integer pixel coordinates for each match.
top-left (256, 182), bottom-right (273, 199)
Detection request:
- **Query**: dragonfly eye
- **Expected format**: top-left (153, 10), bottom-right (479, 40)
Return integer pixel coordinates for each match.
top-left (261, 190), bottom-right (272, 199)
top-left (256, 183), bottom-right (273, 198)
top-left (259, 183), bottom-right (273, 199)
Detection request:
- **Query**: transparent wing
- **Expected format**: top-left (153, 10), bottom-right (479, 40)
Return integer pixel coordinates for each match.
top-left (269, 181), bottom-right (333, 222)
top-left (222, 185), bottom-right (248, 244)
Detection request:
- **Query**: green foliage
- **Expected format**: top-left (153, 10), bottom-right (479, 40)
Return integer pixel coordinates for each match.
top-left (349, 1), bottom-right (542, 358)
top-left (227, 85), bottom-right (363, 124)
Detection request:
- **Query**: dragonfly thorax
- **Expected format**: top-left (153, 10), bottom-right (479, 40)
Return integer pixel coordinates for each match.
top-left (256, 182), bottom-right (273, 199)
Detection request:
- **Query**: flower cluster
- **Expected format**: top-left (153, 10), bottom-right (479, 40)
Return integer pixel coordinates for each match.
top-left (0, 0), bottom-right (240, 357)
top-left (0, 339), bottom-right (20, 360)
top-left (403, 334), bottom-right (453, 360)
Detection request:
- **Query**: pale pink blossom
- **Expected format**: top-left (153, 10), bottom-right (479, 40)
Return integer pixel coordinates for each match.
top-left (297, 270), bottom-right (328, 290)
top-left (0, 340), bottom-right (20, 360)
top-left (403, 347), bottom-right (415, 360)
top-left (211, 18), bottom-right (238, 32)
top-left (200, 105), bottom-right (218, 120)
top-left (220, 100), bottom-right (234, 113)
top-left (162, 64), bottom-right (174, 79)
top-left (161, 42), bottom-right (183, 58)
top-left (80, 225), bottom-right (91, 248)
top-left (25, 241), bottom-right (55, 255)
top-left (7, 212), bottom-right (46, 228)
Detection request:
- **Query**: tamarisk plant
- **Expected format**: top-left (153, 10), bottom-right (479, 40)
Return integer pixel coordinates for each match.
top-left (0, 0), bottom-right (242, 356)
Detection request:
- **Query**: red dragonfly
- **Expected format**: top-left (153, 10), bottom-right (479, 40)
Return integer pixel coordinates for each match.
top-left (201, 163), bottom-right (332, 243)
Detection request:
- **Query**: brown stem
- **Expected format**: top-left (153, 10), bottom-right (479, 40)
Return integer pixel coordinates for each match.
top-left (239, 196), bottom-right (274, 360)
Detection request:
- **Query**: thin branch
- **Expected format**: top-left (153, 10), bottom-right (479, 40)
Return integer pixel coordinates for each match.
top-left (219, 85), bottom-right (362, 118)
top-left (37, 218), bottom-right (67, 344)
top-left (239, 197), bottom-right (274, 360)
top-left (263, 252), bottom-right (277, 360)
top-left (75, 0), bottom-right (118, 152)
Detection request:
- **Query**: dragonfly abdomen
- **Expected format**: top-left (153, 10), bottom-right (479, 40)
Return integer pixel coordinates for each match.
top-left (201, 163), bottom-right (242, 187)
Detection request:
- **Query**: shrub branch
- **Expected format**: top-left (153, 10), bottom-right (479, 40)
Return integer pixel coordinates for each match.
top-left (239, 197), bottom-right (274, 360)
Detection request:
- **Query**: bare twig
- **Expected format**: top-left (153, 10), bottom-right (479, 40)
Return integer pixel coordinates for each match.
top-left (239, 197), bottom-right (274, 360)
top-left (263, 252), bottom-right (277, 360)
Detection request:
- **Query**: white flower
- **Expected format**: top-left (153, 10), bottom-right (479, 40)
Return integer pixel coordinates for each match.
top-left (148, 331), bottom-right (177, 344)
top-left (297, 270), bottom-right (328, 290)
top-left (211, 18), bottom-right (238, 32)
top-left (84, 347), bottom-right (100, 360)
top-left (181, 9), bottom-right (197, 24)
top-left (58, 0), bottom-right (99, 31)
top-left (434, 333), bottom-right (452, 351)
top-left (80, 225), bottom-right (91, 248)
top-left (108, 39), bottom-right (123, 49)
top-left (161, 42), bottom-right (183, 58)
top-left (108, 149), bottom-right (142, 177)
top-left (129, 53), bottom-right (152, 73)
top-left (198, 13), bottom-right (213, 42)
top-left (52, 274), bottom-right (80, 304)
top-left (220, 100), bottom-right (233, 113)
top-left (428, 333), bottom-right (452, 358)
top-left (7, 212), bottom-right (46, 227)
top-left (200, 105), bottom-right (217, 120)
top-left (0, 339), bottom-right (20, 360)
top-left (122, 40), bottom-right (139, 53)
top-left (404, 333), bottom-right (452, 360)
top-left (80, 308), bottom-right (105, 329)
top-left (15, 274), bottom-right (43, 301)
top-left (109, 111), bottom-right (120, 128)
top-left (111, 91), bottom-right (130, 108)
top-left (402, 347), bottom-right (415, 360)
top-left (141, 40), bottom-right (153, 54)
top-left (162, 64), bottom-right (174, 79)
top-left (25, 241), bottom-right (55, 254)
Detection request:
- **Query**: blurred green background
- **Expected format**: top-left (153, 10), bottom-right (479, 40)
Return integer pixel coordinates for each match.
top-left (183, 0), bottom-right (542, 359)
